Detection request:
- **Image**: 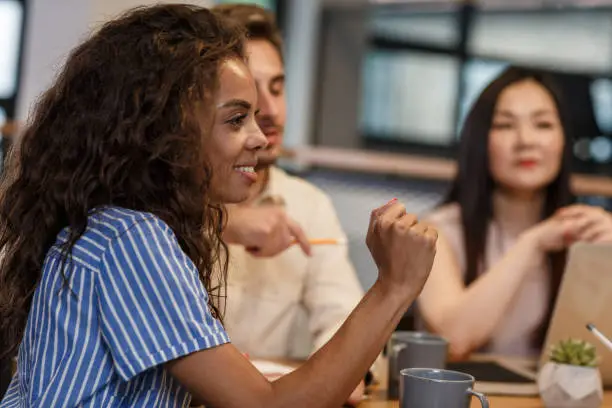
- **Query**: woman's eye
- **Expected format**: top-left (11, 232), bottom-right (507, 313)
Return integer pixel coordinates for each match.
top-left (536, 122), bottom-right (554, 129)
top-left (270, 84), bottom-right (284, 97)
top-left (269, 78), bottom-right (284, 97)
top-left (227, 114), bottom-right (247, 128)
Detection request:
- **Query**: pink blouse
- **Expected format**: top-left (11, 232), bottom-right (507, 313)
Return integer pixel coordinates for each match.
top-left (426, 203), bottom-right (550, 357)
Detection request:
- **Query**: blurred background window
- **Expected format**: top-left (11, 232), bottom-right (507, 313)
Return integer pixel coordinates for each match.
top-left (215, 0), bottom-right (276, 10)
top-left (0, 0), bottom-right (23, 99)
top-left (0, 0), bottom-right (25, 172)
top-left (0, 0), bottom-right (25, 129)
top-left (353, 2), bottom-right (612, 174)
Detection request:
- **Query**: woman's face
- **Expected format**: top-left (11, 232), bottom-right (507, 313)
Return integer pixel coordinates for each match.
top-left (488, 79), bottom-right (565, 196)
top-left (205, 58), bottom-right (267, 203)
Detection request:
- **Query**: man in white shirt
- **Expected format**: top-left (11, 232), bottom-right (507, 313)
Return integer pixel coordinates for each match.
top-left (214, 4), bottom-right (367, 404)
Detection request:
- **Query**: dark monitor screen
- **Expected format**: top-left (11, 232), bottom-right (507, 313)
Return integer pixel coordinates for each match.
top-left (457, 58), bottom-right (508, 135)
top-left (359, 6), bottom-right (612, 174)
top-left (360, 50), bottom-right (459, 146)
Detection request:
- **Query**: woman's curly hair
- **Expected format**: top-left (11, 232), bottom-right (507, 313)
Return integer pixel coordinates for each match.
top-left (0, 4), bottom-right (245, 358)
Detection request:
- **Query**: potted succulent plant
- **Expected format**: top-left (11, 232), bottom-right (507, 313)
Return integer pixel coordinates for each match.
top-left (538, 338), bottom-right (603, 408)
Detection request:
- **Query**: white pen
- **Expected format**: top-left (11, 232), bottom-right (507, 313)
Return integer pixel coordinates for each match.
top-left (586, 323), bottom-right (612, 352)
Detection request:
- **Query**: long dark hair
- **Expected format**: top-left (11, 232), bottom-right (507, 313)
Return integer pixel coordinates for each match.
top-left (445, 66), bottom-right (575, 347)
top-left (0, 4), bottom-right (245, 358)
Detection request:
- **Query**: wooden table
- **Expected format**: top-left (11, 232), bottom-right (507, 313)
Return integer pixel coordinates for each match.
top-left (254, 357), bottom-right (612, 407)
top-left (358, 355), bottom-right (612, 407)
top-left (359, 390), bottom-right (612, 407)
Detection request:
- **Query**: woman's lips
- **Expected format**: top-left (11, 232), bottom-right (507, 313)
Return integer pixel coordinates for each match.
top-left (517, 159), bottom-right (538, 168)
top-left (234, 166), bottom-right (257, 182)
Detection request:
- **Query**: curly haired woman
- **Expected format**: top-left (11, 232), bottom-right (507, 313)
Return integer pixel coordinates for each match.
top-left (0, 4), bottom-right (436, 407)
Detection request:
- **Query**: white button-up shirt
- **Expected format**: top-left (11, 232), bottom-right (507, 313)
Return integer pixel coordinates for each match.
top-left (223, 166), bottom-right (364, 358)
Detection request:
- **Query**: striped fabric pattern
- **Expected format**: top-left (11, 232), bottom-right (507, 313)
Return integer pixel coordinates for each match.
top-left (0, 207), bottom-right (229, 407)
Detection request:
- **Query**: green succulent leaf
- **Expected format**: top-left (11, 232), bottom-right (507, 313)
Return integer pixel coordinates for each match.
top-left (548, 338), bottom-right (599, 367)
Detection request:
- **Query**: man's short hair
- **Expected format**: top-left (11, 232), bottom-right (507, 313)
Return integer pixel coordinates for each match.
top-left (213, 4), bottom-right (283, 62)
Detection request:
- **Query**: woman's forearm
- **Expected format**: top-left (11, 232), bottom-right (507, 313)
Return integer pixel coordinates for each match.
top-left (168, 203), bottom-right (437, 408)
top-left (170, 280), bottom-right (416, 408)
top-left (427, 233), bottom-right (544, 358)
top-left (268, 280), bottom-right (411, 408)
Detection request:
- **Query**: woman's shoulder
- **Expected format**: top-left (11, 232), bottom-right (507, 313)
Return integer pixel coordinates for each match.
top-left (424, 202), bottom-right (462, 227)
top-left (87, 206), bottom-right (169, 241)
top-left (424, 202), bottom-right (467, 270)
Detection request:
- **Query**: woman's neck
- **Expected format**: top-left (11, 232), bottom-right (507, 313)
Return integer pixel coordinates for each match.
top-left (492, 188), bottom-right (545, 237)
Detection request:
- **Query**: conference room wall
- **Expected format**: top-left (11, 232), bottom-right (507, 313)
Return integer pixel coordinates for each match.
top-left (16, 0), bottom-right (214, 122)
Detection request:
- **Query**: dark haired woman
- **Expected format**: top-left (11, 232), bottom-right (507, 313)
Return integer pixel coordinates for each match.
top-left (419, 67), bottom-right (612, 361)
top-left (0, 4), bottom-right (436, 407)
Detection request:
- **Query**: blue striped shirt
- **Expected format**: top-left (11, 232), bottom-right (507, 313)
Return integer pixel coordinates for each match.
top-left (1, 207), bottom-right (229, 407)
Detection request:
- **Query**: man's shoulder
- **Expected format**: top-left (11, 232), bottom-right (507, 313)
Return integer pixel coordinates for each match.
top-left (271, 166), bottom-right (331, 204)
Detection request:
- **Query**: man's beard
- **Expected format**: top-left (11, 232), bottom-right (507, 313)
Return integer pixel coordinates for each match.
top-left (256, 117), bottom-right (283, 169)
top-left (255, 124), bottom-right (283, 171)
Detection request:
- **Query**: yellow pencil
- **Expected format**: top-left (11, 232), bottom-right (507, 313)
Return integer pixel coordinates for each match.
top-left (291, 238), bottom-right (348, 246)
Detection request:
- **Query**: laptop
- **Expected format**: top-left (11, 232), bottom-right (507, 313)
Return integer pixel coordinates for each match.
top-left (540, 243), bottom-right (612, 383)
top-left (449, 243), bottom-right (612, 396)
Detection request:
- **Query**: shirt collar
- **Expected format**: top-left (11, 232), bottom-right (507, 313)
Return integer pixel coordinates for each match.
top-left (253, 166), bottom-right (286, 207)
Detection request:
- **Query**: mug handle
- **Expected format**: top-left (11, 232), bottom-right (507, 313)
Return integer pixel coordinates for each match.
top-left (389, 343), bottom-right (406, 379)
top-left (467, 389), bottom-right (489, 408)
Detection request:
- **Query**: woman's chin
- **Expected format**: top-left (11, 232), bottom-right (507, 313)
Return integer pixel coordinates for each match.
top-left (214, 191), bottom-right (250, 205)
top-left (499, 182), bottom-right (550, 198)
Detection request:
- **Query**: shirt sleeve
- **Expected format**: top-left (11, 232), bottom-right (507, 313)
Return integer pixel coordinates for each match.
top-left (301, 191), bottom-right (385, 381)
top-left (0, 373), bottom-right (21, 406)
top-left (301, 192), bottom-right (364, 351)
top-left (96, 216), bottom-right (229, 381)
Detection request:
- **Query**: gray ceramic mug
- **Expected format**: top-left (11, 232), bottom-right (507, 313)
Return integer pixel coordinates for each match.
top-left (400, 368), bottom-right (489, 408)
top-left (387, 331), bottom-right (448, 399)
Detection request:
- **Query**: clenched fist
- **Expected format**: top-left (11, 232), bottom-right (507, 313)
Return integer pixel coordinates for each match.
top-left (366, 199), bottom-right (437, 298)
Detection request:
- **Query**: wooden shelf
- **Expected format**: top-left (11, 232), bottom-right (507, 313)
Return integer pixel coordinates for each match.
top-left (284, 146), bottom-right (612, 197)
